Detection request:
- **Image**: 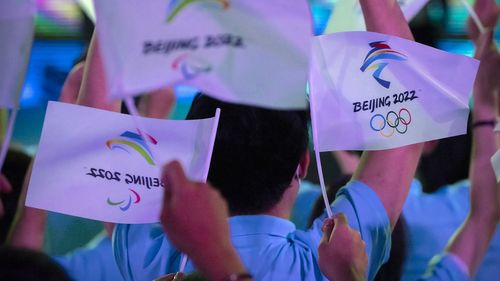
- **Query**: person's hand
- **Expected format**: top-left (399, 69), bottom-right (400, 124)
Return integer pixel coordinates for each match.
top-left (467, 0), bottom-right (500, 43)
top-left (160, 161), bottom-right (247, 281)
top-left (318, 214), bottom-right (368, 281)
top-left (472, 31), bottom-right (500, 113)
top-left (160, 161), bottom-right (231, 257)
top-left (0, 173), bottom-right (12, 219)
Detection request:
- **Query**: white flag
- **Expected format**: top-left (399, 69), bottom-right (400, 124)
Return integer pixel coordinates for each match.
top-left (26, 101), bottom-right (220, 223)
top-left (324, 0), bottom-right (430, 33)
top-left (0, 0), bottom-right (35, 109)
top-left (94, 0), bottom-right (312, 109)
top-left (310, 31), bottom-right (478, 151)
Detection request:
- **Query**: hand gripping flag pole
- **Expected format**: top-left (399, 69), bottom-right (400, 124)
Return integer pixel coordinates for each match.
top-left (125, 96), bottom-right (221, 273)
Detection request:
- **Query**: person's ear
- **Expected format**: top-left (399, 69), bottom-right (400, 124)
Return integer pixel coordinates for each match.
top-left (298, 151), bottom-right (310, 179)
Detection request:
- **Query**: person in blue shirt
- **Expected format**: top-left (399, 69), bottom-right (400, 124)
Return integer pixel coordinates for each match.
top-left (112, 0), bottom-right (426, 280)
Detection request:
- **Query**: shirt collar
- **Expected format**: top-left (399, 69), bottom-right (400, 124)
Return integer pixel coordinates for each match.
top-left (229, 215), bottom-right (296, 238)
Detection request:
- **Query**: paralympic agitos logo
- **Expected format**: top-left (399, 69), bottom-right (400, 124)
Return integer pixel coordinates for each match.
top-left (104, 130), bottom-right (158, 211)
top-left (172, 53), bottom-right (212, 80)
top-left (360, 41), bottom-right (407, 89)
top-left (166, 0), bottom-right (230, 22)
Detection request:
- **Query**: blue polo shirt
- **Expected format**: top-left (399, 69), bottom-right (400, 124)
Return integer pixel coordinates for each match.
top-left (53, 232), bottom-right (124, 281)
top-left (403, 180), bottom-right (500, 281)
top-left (113, 180), bottom-right (391, 281)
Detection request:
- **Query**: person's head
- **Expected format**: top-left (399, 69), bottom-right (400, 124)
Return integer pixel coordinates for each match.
top-left (0, 246), bottom-right (71, 281)
top-left (186, 95), bottom-right (309, 215)
top-left (418, 128), bottom-right (472, 193)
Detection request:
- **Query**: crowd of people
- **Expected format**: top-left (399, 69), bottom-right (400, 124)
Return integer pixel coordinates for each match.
top-left (1, 0), bottom-right (500, 280)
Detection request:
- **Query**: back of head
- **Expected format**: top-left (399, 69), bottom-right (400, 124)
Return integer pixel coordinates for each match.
top-left (418, 131), bottom-right (472, 193)
top-left (186, 95), bottom-right (308, 214)
top-left (0, 246), bottom-right (71, 281)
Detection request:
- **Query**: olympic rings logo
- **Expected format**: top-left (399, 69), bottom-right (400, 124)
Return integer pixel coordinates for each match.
top-left (370, 108), bottom-right (411, 138)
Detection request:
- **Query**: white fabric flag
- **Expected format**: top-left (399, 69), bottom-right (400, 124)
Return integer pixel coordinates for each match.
top-left (0, 0), bottom-right (35, 109)
top-left (310, 31), bottom-right (478, 151)
top-left (94, 0), bottom-right (311, 109)
top-left (26, 101), bottom-right (220, 223)
top-left (76, 0), bottom-right (96, 22)
top-left (324, 0), bottom-right (430, 33)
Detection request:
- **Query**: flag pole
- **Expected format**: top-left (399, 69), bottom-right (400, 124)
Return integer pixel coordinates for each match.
top-left (309, 81), bottom-right (333, 219)
top-left (460, 0), bottom-right (486, 34)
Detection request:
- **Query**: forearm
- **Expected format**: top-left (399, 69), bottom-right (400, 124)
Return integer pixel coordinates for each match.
top-left (359, 0), bottom-right (414, 40)
top-left (446, 84), bottom-right (499, 276)
top-left (77, 31), bottom-right (121, 112)
top-left (354, 144), bottom-right (423, 228)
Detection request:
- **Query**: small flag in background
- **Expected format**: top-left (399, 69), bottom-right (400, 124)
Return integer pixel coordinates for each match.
top-left (93, 0), bottom-right (312, 110)
top-left (324, 0), bottom-right (430, 33)
top-left (26, 102), bottom-right (220, 223)
top-left (310, 31), bottom-right (478, 151)
top-left (0, 0), bottom-right (35, 109)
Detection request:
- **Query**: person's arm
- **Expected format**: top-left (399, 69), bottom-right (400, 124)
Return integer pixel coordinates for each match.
top-left (467, 0), bottom-right (500, 43)
top-left (355, 0), bottom-right (420, 229)
top-left (442, 30), bottom-right (500, 278)
top-left (77, 31), bottom-right (121, 112)
top-left (160, 161), bottom-right (251, 281)
top-left (138, 87), bottom-right (176, 119)
top-left (59, 62), bottom-right (85, 104)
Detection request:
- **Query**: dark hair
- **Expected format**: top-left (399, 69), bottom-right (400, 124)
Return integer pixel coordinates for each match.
top-left (186, 95), bottom-right (309, 214)
top-left (0, 246), bottom-right (71, 281)
top-left (418, 131), bottom-right (471, 194)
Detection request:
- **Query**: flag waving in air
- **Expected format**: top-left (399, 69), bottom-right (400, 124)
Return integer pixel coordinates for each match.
top-left (310, 31), bottom-right (478, 151)
top-left (26, 102), bottom-right (220, 223)
top-left (94, 0), bottom-right (312, 109)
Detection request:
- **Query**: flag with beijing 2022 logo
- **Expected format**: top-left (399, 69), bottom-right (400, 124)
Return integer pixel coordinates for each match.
top-left (309, 31), bottom-right (479, 151)
top-left (0, 0), bottom-right (35, 109)
top-left (93, 0), bottom-right (312, 110)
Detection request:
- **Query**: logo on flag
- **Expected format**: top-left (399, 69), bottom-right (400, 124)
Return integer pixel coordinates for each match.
top-left (172, 53), bottom-right (212, 80)
top-left (166, 0), bottom-right (230, 22)
top-left (107, 188), bottom-right (141, 211)
top-left (370, 108), bottom-right (412, 138)
top-left (360, 41), bottom-right (407, 89)
top-left (106, 130), bottom-right (158, 166)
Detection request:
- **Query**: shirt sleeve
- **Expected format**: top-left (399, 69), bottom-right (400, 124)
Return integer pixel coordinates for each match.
top-left (309, 180), bottom-right (392, 281)
top-left (113, 223), bottom-right (182, 281)
top-left (53, 235), bottom-right (123, 281)
top-left (417, 254), bottom-right (471, 281)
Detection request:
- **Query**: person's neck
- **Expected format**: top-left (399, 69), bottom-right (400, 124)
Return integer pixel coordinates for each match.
top-left (230, 180), bottom-right (300, 220)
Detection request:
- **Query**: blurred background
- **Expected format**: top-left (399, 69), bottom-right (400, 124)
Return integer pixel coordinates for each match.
top-left (9, 0), bottom-right (500, 254)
